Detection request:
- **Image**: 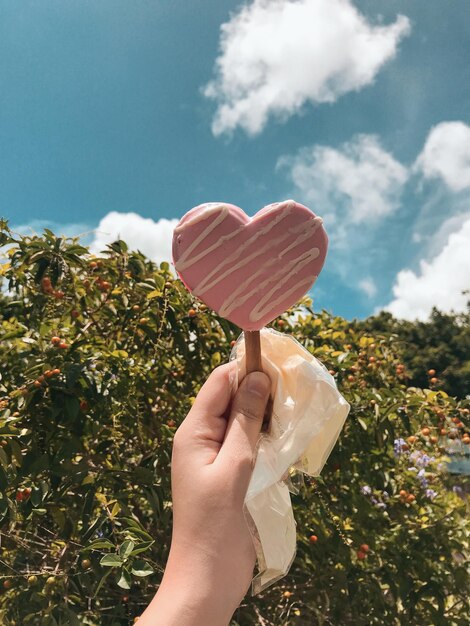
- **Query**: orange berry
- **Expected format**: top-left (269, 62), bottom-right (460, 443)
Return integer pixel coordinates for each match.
top-left (430, 436), bottom-right (438, 444)
top-left (399, 489), bottom-right (407, 497)
top-left (406, 494), bottom-right (416, 503)
top-left (51, 336), bottom-right (61, 345)
top-left (230, 340), bottom-right (236, 347)
top-left (132, 305), bottom-right (140, 311)
top-left (54, 290), bottom-right (65, 299)
top-left (463, 437), bottom-right (470, 445)
top-left (421, 427), bottom-right (430, 436)
top-left (440, 429), bottom-right (447, 436)
top-left (452, 417), bottom-right (460, 424)
top-left (52, 368), bottom-right (61, 376)
top-left (188, 308), bottom-right (197, 317)
top-left (283, 590), bottom-right (293, 598)
top-left (369, 356), bottom-right (376, 363)
top-left (167, 419), bottom-right (176, 428)
top-left (139, 318), bottom-right (149, 325)
top-left (81, 559), bottom-right (91, 569)
top-left (277, 319), bottom-right (285, 327)
top-left (347, 375), bottom-right (355, 382)
top-left (309, 534), bottom-right (318, 544)
top-left (3, 580), bottom-right (12, 589)
top-left (329, 370), bottom-right (336, 376)
top-left (457, 422), bottom-right (464, 429)
top-left (0, 440), bottom-right (7, 447)
top-left (430, 377), bottom-right (438, 384)
top-left (357, 551), bottom-right (367, 560)
top-left (22, 487), bottom-right (32, 498)
top-left (33, 380), bottom-right (42, 388)
top-left (58, 342), bottom-right (68, 349)
top-left (407, 436), bottom-right (417, 444)
top-left (427, 369), bottom-right (436, 377)
top-left (360, 544), bottom-right (369, 552)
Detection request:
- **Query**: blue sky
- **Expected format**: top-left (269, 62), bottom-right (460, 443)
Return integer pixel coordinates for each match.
top-left (2, 0), bottom-right (470, 320)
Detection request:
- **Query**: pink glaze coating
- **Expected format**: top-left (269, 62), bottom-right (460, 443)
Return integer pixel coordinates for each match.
top-left (172, 200), bottom-right (328, 331)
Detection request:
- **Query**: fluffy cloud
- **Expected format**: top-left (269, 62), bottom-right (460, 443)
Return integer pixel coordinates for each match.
top-left (415, 121), bottom-right (470, 191)
top-left (358, 278), bottom-right (378, 298)
top-left (384, 217), bottom-right (470, 320)
top-left (204, 0), bottom-right (410, 135)
top-left (278, 134), bottom-right (408, 235)
top-left (90, 212), bottom-right (178, 267)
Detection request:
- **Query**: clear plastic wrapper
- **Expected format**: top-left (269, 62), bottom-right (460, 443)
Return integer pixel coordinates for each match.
top-left (228, 327), bottom-right (350, 595)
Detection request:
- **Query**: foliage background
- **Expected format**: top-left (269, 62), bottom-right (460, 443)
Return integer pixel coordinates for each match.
top-left (0, 223), bottom-right (469, 625)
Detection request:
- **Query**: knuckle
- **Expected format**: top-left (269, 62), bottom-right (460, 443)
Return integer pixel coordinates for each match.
top-left (236, 404), bottom-right (261, 423)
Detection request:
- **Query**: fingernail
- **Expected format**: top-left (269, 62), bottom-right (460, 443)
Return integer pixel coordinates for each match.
top-left (245, 371), bottom-right (270, 397)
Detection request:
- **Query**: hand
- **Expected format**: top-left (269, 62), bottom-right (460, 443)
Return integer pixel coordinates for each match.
top-left (138, 362), bottom-right (271, 626)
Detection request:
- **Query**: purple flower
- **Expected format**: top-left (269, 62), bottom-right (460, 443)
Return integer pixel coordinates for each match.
top-left (382, 491), bottom-right (390, 500)
top-left (376, 502), bottom-right (387, 510)
top-left (425, 489), bottom-right (437, 500)
top-left (361, 485), bottom-right (371, 496)
top-left (371, 496), bottom-right (378, 505)
top-left (394, 438), bottom-right (408, 456)
top-left (417, 469), bottom-right (428, 488)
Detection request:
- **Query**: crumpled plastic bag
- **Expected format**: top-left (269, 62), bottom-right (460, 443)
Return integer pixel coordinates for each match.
top-left (228, 327), bottom-right (350, 595)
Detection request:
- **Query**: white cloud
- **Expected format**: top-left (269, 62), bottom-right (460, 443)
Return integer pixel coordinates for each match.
top-left (90, 211), bottom-right (178, 267)
top-left (204, 0), bottom-right (410, 136)
top-left (384, 217), bottom-right (470, 320)
top-left (359, 278), bottom-right (377, 298)
top-left (278, 134), bottom-right (408, 240)
top-left (415, 121), bottom-right (470, 191)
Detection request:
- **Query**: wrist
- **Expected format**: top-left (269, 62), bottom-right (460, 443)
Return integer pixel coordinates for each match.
top-left (137, 545), bottom-right (240, 626)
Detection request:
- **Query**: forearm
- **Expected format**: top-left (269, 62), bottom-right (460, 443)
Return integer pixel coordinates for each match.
top-left (136, 547), bottom-right (239, 626)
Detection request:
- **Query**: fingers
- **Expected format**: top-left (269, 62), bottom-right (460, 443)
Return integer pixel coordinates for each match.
top-left (174, 363), bottom-right (236, 459)
top-left (215, 371), bottom-right (271, 481)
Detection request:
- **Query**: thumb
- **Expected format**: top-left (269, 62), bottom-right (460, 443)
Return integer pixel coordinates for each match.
top-left (215, 371), bottom-right (271, 478)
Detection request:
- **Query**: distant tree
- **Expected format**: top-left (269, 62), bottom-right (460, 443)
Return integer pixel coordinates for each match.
top-left (356, 307), bottom-right (470, 399)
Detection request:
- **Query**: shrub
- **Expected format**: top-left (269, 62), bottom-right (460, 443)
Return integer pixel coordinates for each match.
top-left (0, 222), bottom-right (468, 625)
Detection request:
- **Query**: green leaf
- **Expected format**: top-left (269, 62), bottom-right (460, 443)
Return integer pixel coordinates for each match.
top-left (116, 568), bottom-right (132, 589)
top-left (85, 539), bottom-right (115, 551)
top-left (100, 554), bottom-right (123, 567)
top-left (119, 539), bottom-right (135, 560)
top-left (131, 559), bottom-right (154, 577)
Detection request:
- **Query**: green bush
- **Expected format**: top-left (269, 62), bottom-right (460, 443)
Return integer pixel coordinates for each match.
top-left (0, 222), bottom-right (469, 625)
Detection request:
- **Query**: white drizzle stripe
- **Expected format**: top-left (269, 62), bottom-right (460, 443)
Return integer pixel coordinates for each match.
top-left (175, 205), bottom-right (229, 271)
top-left (219, 248), bottom-right (319, 317)
top-left (192, 205), bottom-right (295, 296)
top-left (250, 276), bottom-right (317, 322)
top-left (217, 219), bottom-right (322, 315)
top-left (175, 200), bottom-right (296, 273)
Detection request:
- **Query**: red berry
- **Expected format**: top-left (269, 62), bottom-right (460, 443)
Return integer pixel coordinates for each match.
top-left (357, 551), bottom-right (367, 560)
top-left (309, 534), bottom-right (318, 544)
top-left (51, 336), bottom-right (61, 345)
top-left (360, 543), bottom-right (369, 552)
top-left (58, 342), bottom-right (68, 350)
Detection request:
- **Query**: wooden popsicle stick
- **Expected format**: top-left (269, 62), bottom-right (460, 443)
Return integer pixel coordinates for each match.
top-left (244, 330), bottom-right (272, 433)
top-left (244, 330), bottom-right (262, 374)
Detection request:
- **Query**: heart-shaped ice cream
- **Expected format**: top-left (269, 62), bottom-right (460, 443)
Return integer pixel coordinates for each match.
top-left (172, 200), bottom-right (328, 331)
